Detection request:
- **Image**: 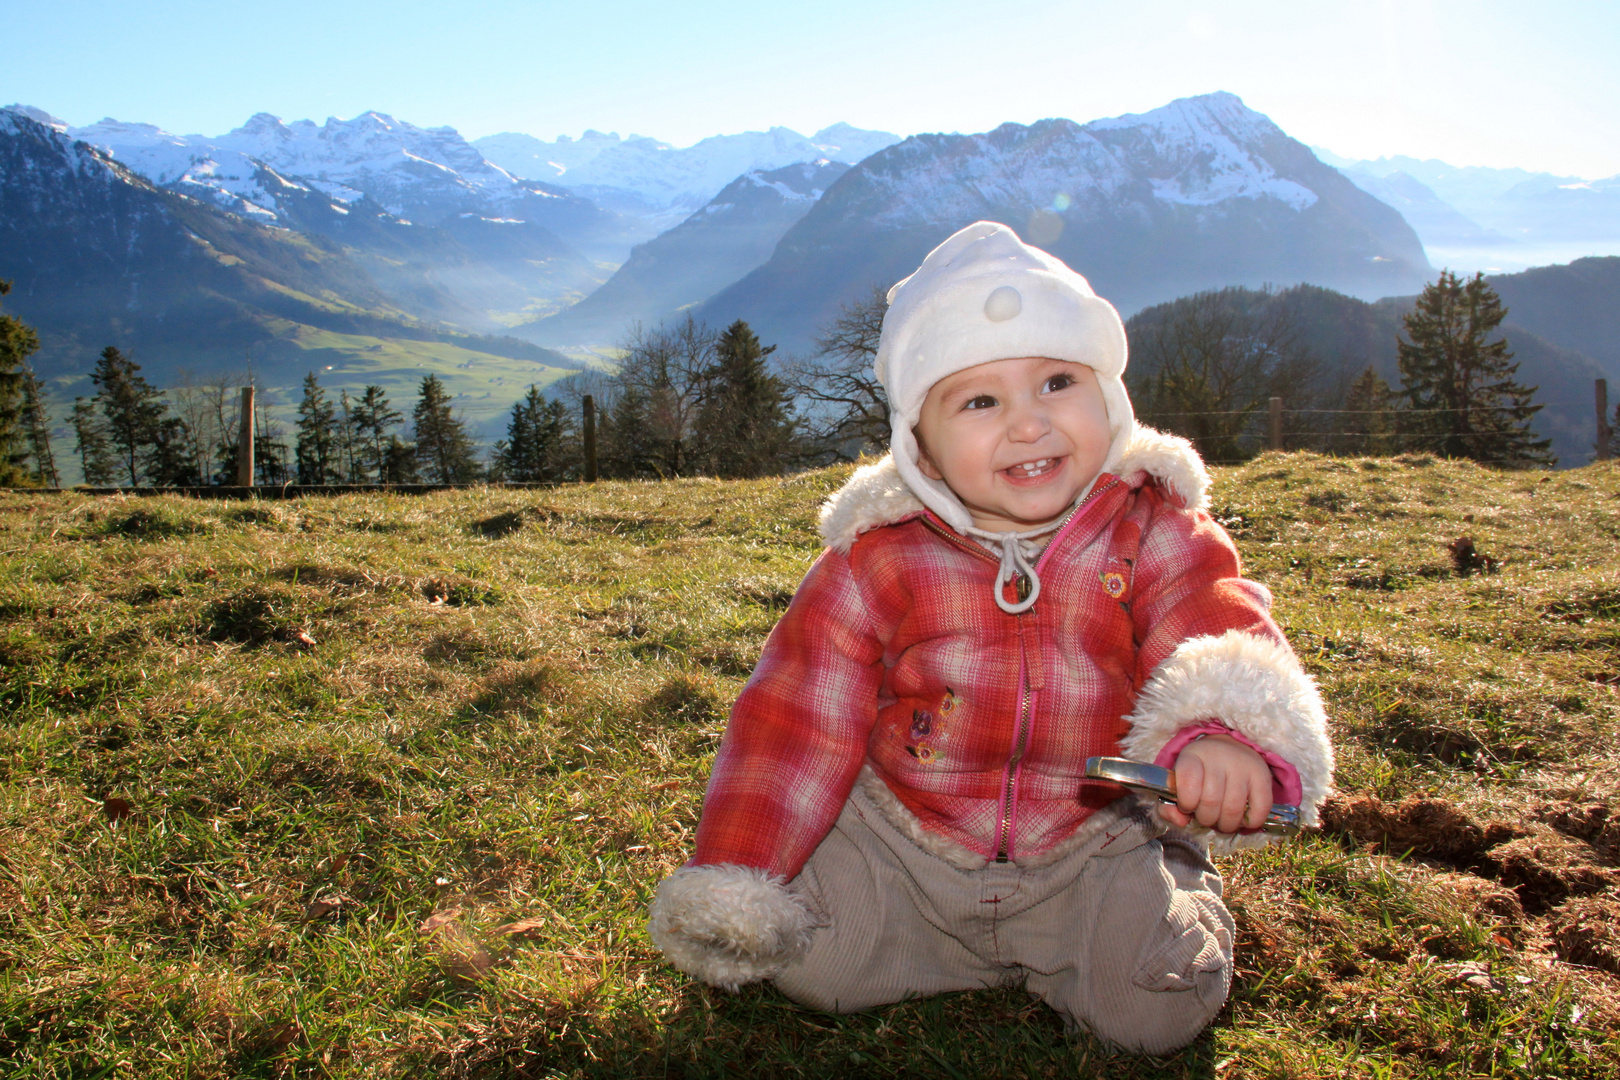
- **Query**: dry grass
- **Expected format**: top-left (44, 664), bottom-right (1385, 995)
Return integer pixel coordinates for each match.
top-left (0, 454), bottom-right (1617, 1078)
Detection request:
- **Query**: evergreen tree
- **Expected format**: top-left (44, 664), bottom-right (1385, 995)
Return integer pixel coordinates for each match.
top-left (91, 346), bottom-right (166, 485)
top-left (295, 372), bottom-right (338, 484)
top-left (412, 374), bottom-right (481, 482)
top-left (1342, 367), bottom-right (1398, 457)
top-left (71, 397), bottom-right (116, 485)
top-left (254, 408), bottom-right (292, 486)
top-left (20, 363), bottom-right (58, 487)
top-left (336, 389), bottom-right (358, 483)
top-left (351, 385), bottom-right (402, 482)
top-left (381, 435), bottom-right (419, 483)
top-left (146, 416), bottom-right (199, 486)
top-left (600, 382), bottom-right (658, 479)
top-left (692, 319), bottom-right (795, 477)
top-left (492, 385), bottom-right (570, 482)
top-left (1397, 271), bottom-right (1553, 467)
top-left (0, 280), bottom-right (41, 486)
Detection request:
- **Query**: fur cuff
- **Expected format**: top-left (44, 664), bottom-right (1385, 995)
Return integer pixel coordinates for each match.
top-left (1120, 630), bottom-right (1334, 852)
top-left (647, 864), bottom-right (818, 990)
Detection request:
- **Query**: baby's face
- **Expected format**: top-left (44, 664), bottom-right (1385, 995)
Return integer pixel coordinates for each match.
top-left (914, 356), bottom-right (1110, 533)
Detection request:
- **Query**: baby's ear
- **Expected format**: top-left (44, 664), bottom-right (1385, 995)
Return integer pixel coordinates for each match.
top-left (914, 431), bottom-right (945, 481)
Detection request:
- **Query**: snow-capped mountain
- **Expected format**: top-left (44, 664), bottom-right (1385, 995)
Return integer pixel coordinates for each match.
top-left (55, 110), bottom-right (631, 263)
top-left (476, 123), bottom-right (901, 233)
top-left (1320, 149), bottom-right (1620, 272)
top-left (522, 159), bottom-right (851, 347)
top-left (474, 129), bottom-right (649, 182)
top-left (693, 92), bottom-right (1430, 352)
top-left (0, 108), bottom-right (579, 393)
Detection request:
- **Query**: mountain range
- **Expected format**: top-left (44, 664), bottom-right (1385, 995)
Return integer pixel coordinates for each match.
top-left (1316, 147), bottom-right (1620, 273)
top-left (3, 94), bottom-right (1617, 472)
top-left (682, 93), bottom-right (1431, 354)
top-left (0, 108), bottom-right (584, 437)
top-left (474, 123), bottom-right (899, 235)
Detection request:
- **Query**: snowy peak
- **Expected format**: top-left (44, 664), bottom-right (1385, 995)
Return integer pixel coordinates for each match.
top-left (2, 104), bottom-right (68, 132)
top-left (1085, 92), bottom-right (1315, 209)
top-left (812, 123), bottom-right (902, 164)
top-left (480, 122), bottom-right (900, 221)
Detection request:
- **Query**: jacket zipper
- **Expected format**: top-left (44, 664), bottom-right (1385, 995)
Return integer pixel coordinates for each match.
top-left (996, 660), bottom-right (1032, 862)
top-left (923, 476), bottom-right (1122, 864)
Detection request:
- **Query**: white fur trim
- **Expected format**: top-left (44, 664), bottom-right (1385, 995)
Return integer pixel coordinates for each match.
top-left (857, 764), bottom-right (1166, 869)
top-left (1112, 426), bottom-right (1210, 511)
top-left (1119, 630), bottom-right (1335, 853)
top-left (818, 456), bottom-right (922, 555)
top-left (818, 426), bottom-right (1209, 551)
top-left (856, 766), bottom-right (986, 869)
top-left (647, 864), bottom-right (818, 990)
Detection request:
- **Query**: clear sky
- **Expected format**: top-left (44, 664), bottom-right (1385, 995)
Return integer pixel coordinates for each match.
top-left (4, 0), bottom-right (1617, 177)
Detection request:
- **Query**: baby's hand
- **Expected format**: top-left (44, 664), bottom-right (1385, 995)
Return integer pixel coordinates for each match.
top-left (1159, 735), bottom-right (1273, 834)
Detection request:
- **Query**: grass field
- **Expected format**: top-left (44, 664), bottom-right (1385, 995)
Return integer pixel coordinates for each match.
top-left (1, 453), bottom-right (1618, 1078)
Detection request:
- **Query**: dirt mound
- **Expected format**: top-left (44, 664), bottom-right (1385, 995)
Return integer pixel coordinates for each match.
top-left (1537, 801), bottom-right (1620, 863)
top-left (1320, 795), bottom-right (1519, 866)
top-left (1489, 832), bottom-right (1620, 913)
top-left (1547, 894), bottom-right (1620, 975)
top-left (1424, 870), bottom-right (1526, 928)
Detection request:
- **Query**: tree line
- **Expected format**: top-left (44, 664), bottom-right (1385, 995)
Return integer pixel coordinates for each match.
top-left (1123, 270), bottom-right (1561, 467)
top-left (1, 269), bottom-right (1610, 489)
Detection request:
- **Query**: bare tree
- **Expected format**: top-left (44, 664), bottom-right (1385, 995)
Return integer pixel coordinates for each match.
top-left (620, 315), bottom-right (717, 477)
top-left (782, 285), bottom-right (891, 462)
top-left (170, 368), bottom-right (248, 485)
top-left (1127, 289), bottom-right (1321, 464)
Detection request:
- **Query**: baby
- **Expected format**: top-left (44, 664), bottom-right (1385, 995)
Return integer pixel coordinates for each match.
top-left (649, 222), bottom-right (1333, 1054)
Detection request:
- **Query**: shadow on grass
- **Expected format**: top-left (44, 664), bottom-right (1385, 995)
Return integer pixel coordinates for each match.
top-left (407, 982), bottom-right (1221, 1080)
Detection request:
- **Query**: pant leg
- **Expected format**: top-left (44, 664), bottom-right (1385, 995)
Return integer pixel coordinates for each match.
top-left (773, 789), bottom-right (1008, 1013)
top-left (1021, 825), bottom-right (1234, 1055)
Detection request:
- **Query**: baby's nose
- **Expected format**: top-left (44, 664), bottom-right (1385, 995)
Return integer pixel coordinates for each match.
top-left (1008, 402), bottom-right (1052, 440)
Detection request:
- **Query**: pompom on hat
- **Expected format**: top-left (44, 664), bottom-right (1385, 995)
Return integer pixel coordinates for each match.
top-left (876, 221), bottom-right (1135, 536)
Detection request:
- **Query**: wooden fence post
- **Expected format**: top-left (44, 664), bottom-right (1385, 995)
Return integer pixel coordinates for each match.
top-left (1269, 396), bottom-right (1283, 451)
top-left (582, 394), bottom-right (598, 482)
top-left (236, 386), bottom-right (255, 487)
top-left (1598, 379), bottom-right (1612, 462)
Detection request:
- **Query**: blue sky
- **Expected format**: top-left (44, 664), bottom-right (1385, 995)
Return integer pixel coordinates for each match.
top-left (4, 0), bottom-right (1618, 176)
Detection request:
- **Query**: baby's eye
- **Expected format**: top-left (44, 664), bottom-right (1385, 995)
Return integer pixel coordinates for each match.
top-left (1043, 374), bottom-right (1074, 393)
top-left (963, 394), bottom-right (997, 410)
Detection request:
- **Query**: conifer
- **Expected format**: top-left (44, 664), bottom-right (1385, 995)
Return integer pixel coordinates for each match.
top-left (412, 375), bottom-right (480, 483)
top-left (692, 320), bottom-right (795, 478)
top-left (1396, 271), bottom-right (1552, 467)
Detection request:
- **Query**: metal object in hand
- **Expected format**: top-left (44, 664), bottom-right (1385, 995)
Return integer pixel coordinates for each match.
top-left (1084, 756), bottom-right (1302, 836)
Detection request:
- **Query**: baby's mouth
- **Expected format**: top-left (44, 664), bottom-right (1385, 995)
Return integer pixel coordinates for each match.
top-left (1004, 457), bottom-right (1063, 481)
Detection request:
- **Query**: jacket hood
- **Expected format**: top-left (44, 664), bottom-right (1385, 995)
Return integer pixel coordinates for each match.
top-left (819, 424), bottom-right (1211, 553)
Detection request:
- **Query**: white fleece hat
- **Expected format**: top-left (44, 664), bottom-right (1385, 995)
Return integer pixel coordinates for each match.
top-left (876, 221), bottom-right (1135, 534)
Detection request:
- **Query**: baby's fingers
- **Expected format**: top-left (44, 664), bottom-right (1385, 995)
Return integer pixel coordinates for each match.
top-left (1216, 773), bottom-right (1250, 833)
top-left (1173, 754), bottom-right (1206, 819)
top-left (1246, 770), bottom-right (1274, 831)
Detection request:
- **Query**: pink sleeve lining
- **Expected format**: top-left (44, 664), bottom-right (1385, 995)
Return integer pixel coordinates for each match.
top-left (1153, 721), bottom-right (1304, 809)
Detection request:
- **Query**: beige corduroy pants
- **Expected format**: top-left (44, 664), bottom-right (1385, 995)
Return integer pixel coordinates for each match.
top-left (774, 785), bottom-right (1234, 1055)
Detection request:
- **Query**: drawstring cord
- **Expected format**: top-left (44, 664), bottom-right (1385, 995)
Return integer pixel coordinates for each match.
top-left (962, 519), bottom-right (1065, 615)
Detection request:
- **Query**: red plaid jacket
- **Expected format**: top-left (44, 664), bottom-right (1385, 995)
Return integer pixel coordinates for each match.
top-left (690, 433), bottom-right (1325, 879)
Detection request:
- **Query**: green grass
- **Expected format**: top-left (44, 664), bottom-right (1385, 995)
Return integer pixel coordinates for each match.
top-left (1, 453), bottom-right (1618, 1078)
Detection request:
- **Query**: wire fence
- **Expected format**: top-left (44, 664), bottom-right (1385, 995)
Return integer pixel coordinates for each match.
top-left (1139, 396), bottom-right (1612, 468)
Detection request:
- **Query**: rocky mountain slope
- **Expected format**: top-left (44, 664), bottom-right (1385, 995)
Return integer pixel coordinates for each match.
top-left (475, 123), bottom-right (899, 236)
top-left (693, 93), bottom-right (1431, 353)
top-left (520, 160), bottom-right (850, 347)
top-left (0, 110), bottom-right (579, 434)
